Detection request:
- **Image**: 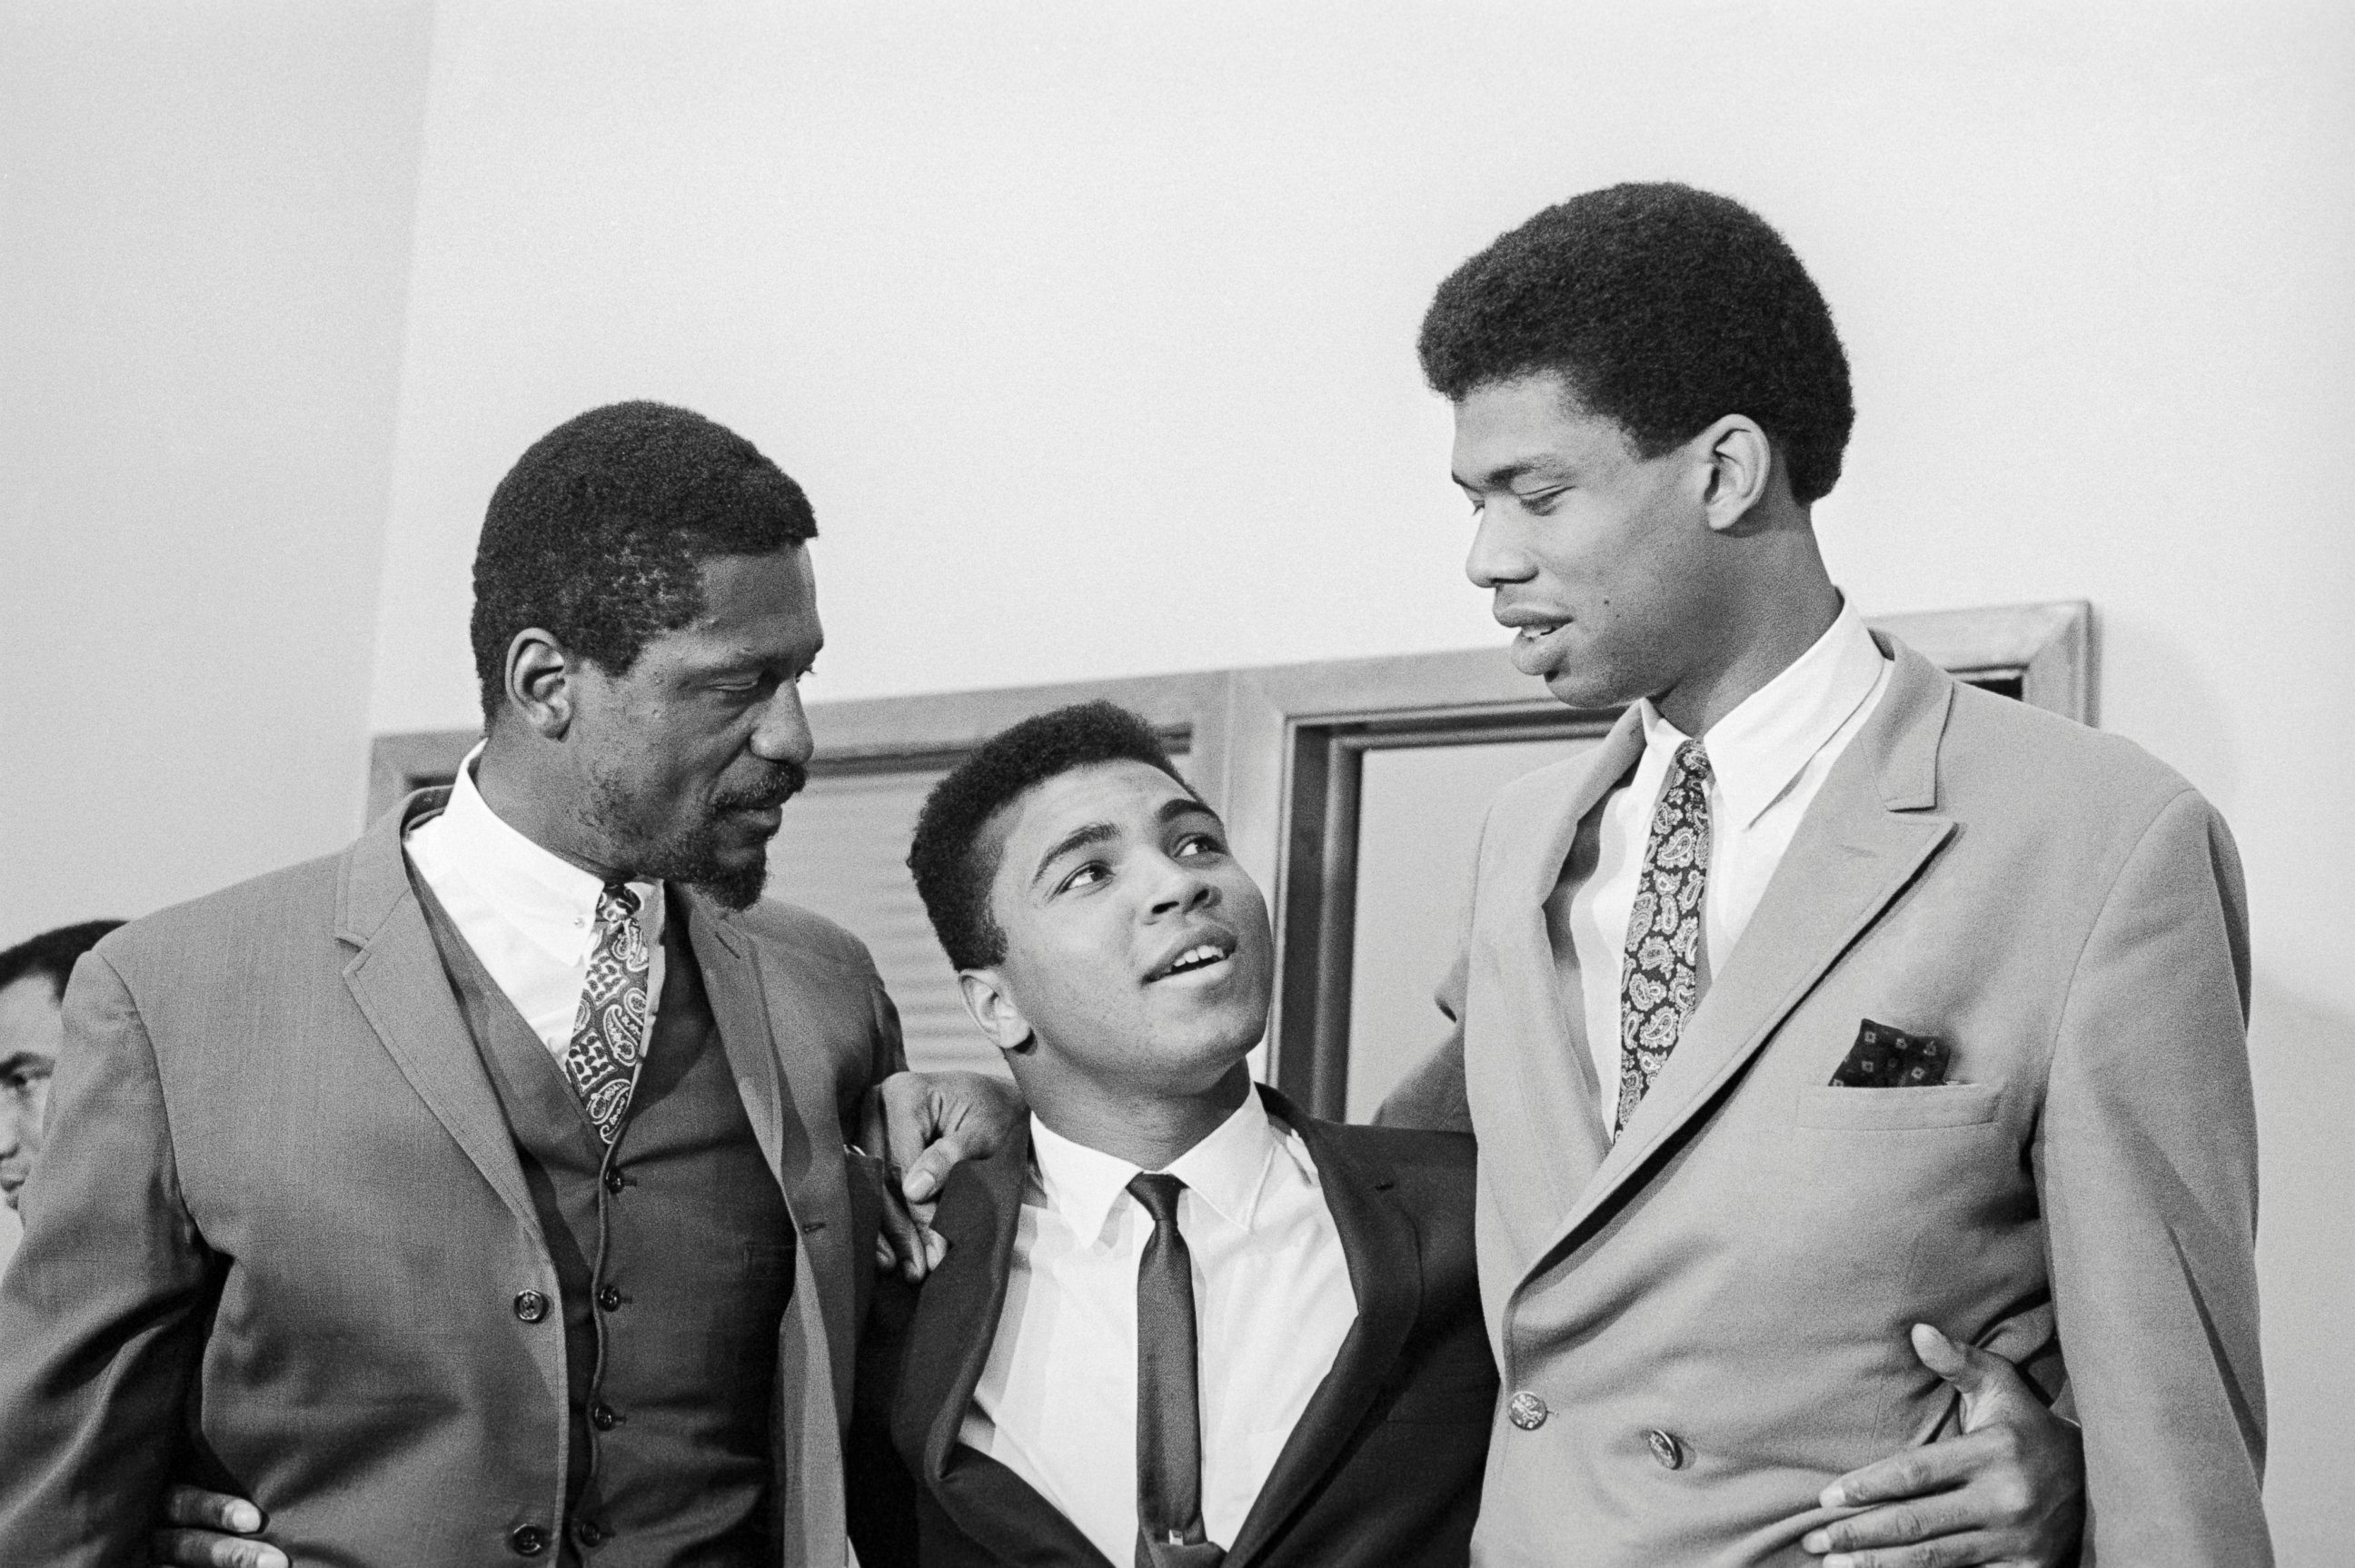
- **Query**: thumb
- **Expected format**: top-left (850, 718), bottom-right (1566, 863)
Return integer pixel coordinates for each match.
top-left (1911, 1322), bottom-right (2031, 1432)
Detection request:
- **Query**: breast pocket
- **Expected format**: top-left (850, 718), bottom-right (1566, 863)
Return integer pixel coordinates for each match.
top-left (1791, 1081), bottom-right (2003, 1131)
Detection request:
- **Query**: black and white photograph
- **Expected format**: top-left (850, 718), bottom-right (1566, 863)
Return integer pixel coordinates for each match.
top-left (1, 4), bottom-right (2347, 1564)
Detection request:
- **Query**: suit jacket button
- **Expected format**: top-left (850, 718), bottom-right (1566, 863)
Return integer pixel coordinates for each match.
top-left (1646, 1428), bottom-right (1687, 1469)
top-left (591, 1402), bottom-right (621, 1431)
top-left (512, 1290), bottom-right (548, 1324)
top-left (575, 1520), bottom-right (608, 1548)
top-left (1507, 1391), bottom-right (1549, 1430)
top-left (603, 1166), bottom-right (626, 1195)
top-left (597, 1285), bottom-right (623, 1311)
top-left (508, 1523), bottom-right (548, 1556)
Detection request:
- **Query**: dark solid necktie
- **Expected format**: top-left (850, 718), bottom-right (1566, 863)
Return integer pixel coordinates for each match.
top-left (1615, 739), bottom-right (1713, 1135)
top-left (565, 882), bottom-right (653, 1143)
top-left (1127, 1173), bottom-right (1225, 1568)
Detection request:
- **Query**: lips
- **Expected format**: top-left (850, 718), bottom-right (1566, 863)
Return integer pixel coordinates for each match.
top-left (1147, 925), bottom-right (1239, 982)
top-left (1495, 606), bottom-right (1573, 676)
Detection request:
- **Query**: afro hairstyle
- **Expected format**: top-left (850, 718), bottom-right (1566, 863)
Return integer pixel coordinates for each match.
top-left (908, 700), bottom-right (1194, 971)
top-left (0, 919), bottom-right (124, 1001)
top-left (1417, 182), bottom-right (1854, 505)
top-left (469, 401), bottom-right (818, 722)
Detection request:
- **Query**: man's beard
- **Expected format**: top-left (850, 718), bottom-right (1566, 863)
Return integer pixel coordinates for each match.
top-left (587, 760), bottom-right (809, 910)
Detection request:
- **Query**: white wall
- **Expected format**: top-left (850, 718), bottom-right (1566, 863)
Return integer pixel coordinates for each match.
top-left (4, 1), bottom-right (2347, 1554)
top-left (0, 0), bottom-right (435, 937)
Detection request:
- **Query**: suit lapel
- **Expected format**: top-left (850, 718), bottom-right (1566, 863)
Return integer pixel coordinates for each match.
top-left (337, 790), bottom-right (543, 1245)
top-left (1544, 644), bottom-right (1959, 1257)
top-left (1487, 711), bottom-right (1644, 1215)
top-left (686, 898), bottom-right (801, 1194)
top-left (1224, 1100), bottom-right (1420, 1566)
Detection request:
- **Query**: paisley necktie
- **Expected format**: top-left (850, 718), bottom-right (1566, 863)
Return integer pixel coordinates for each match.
top-left (565, 883), bottom-right (652, 1144)
top-left (1615, 739), bottom-right (1712, 1134)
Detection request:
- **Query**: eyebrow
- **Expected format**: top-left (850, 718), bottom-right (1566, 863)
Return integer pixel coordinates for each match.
top-left (1027, 794), bottom-right (1225, 888)
top-left (0, 1051), bottom-right (53, 1077)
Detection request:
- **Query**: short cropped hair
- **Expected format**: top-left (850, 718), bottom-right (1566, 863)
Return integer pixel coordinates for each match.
top-left (470, 401), bottom-right (818, 721)
top-left (0, 920), bottom-right (124, 1001)
top-left (1418, 182), bottom-right (1854, 504)
top-left (909, 700), bottom-right (1192, 970)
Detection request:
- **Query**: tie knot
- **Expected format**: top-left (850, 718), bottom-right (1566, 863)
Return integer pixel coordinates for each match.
top-left (1674, 739), bottom-right (1712, 781)
top-left (596, 883), bottom-right (641, 924)
top-left (1127, 1172), bottom-right (1187, 1228)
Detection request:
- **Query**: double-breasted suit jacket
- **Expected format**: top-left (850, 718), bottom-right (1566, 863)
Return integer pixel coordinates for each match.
top-left (1384, 635), bottom-right (2267, 1565)
top-left (851, 1094), bottom-right (1497, 1568)
top-left (0, 789), bottom-right (903, 1567)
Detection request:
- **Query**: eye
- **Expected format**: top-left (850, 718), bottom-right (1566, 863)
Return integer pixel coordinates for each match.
top-left (1516, 486), bottom-right (1566, 515)
top-left (1173, 829), bottom-right (1226, 858)
top-left (1056, 861), bottom-right (1109, 894)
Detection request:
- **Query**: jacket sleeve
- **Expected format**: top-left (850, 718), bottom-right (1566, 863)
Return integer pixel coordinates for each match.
top-left (0, 951), bottom-right (218, 1565)
top-left (2038, 788), bottom-right (2270, 1564)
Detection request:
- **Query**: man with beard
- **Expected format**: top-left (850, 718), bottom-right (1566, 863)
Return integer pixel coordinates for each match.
top-left (0, 402), bottom-right (1016, 1568)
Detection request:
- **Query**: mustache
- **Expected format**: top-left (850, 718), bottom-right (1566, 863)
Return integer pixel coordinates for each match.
top-left (711, 760), bottom-right (810, 814)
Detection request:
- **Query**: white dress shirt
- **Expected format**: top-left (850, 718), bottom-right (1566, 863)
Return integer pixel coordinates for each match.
top-left (402, 744), bottom-right (665, 1057)
top-left (959, 1085), bottom-right (1358, 1560)
top-left (1565, 599), bottom-right (1893, 1112)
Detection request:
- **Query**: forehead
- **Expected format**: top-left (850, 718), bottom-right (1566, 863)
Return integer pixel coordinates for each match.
top-left (985, 759), bottom-right (1204, 887)
top-left (643, 546), bottom-right (822, 667)
top-left (0, 975), bottom-right (65, 1061)
top-left (1449, 372), bottom-right (1638, 482)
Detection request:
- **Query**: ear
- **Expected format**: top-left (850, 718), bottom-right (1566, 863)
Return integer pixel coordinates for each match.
top-left (503, 628), bottom-right (576, 739)
top-left (1694, 415), bottom-right (1775, 534)
top-left (956, 968), bottom-right (1037, 1057)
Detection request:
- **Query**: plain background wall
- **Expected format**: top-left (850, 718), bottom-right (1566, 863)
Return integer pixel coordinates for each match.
top-left (3, 1), bottom-right (2348, 1555)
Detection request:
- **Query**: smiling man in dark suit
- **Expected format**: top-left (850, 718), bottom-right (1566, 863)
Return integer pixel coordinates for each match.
top-left (852, 700), bottom-right (2086, 1568)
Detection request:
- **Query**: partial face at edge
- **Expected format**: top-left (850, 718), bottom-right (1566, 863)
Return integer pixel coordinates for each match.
top-left (1451, 372), bottom-right (1726, 712)
top-left (968, 759), bottom-right (1274, 1100)
top-left (0, 976), bottom-right (65, 1210)
top-left (569, 547), bottom-right (824, 908)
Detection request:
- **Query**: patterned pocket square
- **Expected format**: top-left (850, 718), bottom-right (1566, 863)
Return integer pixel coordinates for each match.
top-left (1830, 1020), bottom-right (1950, 1088)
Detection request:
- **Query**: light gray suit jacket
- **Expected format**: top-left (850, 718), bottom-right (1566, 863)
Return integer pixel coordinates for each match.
top-left (1382, 635), bottom-right (2267, 1565)
top-left (0, 789), bottom-right (904, 1567)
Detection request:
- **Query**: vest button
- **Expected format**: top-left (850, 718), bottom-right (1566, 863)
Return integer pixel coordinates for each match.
top-left (1506, 1391), bottom-right (1549, 1430)
top-left (508, 1523), bottom-right (548, 1556)
top-left (1646, 1428), bottom-right (1687, 1469)
top-left (575, 1521), bottom-right (608, 1548)
top-left (512, 1290), bottom-right (548, 1324)
top-left (602, 1166), bottom-right (626, 1196)
top-left (591, 1402), bottom-right (621, 1431)
top-left (597, 1285), bottom-right (622, 1312)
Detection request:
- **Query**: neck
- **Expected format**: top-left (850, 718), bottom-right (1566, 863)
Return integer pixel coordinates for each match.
top-left (1020, 1059), bottom-right (1254, 1171)
top-left (1650, 529), bottom-right (1843, 738)
top-left (472, 729), bottom-right (634, 885)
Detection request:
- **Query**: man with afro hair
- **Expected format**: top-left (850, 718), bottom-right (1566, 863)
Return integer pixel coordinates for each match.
top-left (1385, 183), bottom-right (2268, 1563)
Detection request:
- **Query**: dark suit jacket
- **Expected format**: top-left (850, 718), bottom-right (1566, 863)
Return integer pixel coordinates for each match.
top-left (0, 790), bottom-right (904, 1568)
top-left (851, 1090), bottom-right (1495, 1568)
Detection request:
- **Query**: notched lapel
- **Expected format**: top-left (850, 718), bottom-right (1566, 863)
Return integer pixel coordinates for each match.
top-left (1481, 713), bottom-right (1644, 1217)
top-left (897, 1126), bottom-right (1029, 1482)
top-left (1225, 1110), bottom-right (1421, 1566)
top-left (339, 791), bottom-right (543, 1245)
top-left (688, 903), bottom-right (797, 1190)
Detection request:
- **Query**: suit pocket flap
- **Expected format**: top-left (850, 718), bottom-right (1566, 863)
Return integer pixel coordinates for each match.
top-left (1793, 1082), bottom-right (2002, 1130)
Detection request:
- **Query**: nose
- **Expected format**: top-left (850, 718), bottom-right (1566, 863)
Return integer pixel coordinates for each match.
top-left (1143, 850), bottom-right (1219, 919)
top-left (1464, 503), bottom-right (1533, 590)
top-left (749, 680), bottom-right (815, 769)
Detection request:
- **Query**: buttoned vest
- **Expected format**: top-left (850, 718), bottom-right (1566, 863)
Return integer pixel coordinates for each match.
top-left (418, 880), bottom-right (795, 1566)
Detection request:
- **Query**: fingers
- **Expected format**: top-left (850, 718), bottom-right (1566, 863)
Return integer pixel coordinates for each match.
top-left (148, 1528), bottom-right (289, 1568)
top-left (1823, 1429), bottom-right (1999, 1508)
top-left (1912, 1324), bottom-right (2035, 1432)
top-left (1810, 1536), bottom-right (2007, 1568)
top-left (875, 1181), bottom-right (937, 1283)
top-left (163, 1488), bottom-right (264, 1534)
top-left (1804, 1495), bottom-right (1983, 1554)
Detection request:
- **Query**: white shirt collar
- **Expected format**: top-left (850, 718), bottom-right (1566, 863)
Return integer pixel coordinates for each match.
top-left (1635, 596), bottom-right (1890, 830)
top-left (1028, 1084), bottom-right (1296, 1245)
top-left (430, 742), bottom-right (665, 961)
